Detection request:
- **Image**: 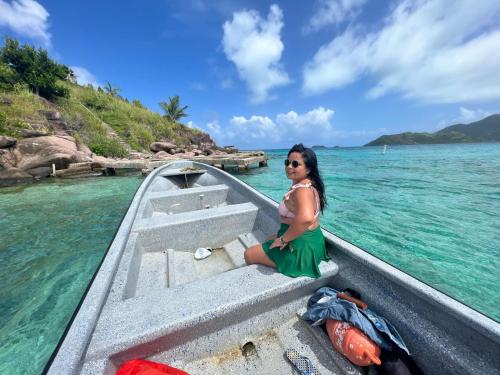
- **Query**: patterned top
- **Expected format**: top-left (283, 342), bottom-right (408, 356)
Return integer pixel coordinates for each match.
top-left (278, 183), bottom-right (320, 219)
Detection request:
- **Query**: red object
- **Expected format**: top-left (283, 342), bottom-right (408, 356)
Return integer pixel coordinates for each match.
top-left (326, 319), bottom-right (381, 366)
top-left (115, 359), bottom-right (189, 375)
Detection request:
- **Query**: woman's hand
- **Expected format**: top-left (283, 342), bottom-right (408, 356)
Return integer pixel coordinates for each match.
top-left (269, 237), bottom-right (287, 250)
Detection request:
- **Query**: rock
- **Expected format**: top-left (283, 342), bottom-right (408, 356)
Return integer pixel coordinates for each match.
top-left (150, 142), bottom-right (176, 153)
top-left (154, 151), bottom-right (171, 159)
top-left (0, 168), bottom-right (33, 186)
top-left (0, 136), bottom-right (16, 148)
top-left (21, 129), bottom-right (48, 137)
top-left (204, 149), bottom-right (214, 156)
top-left (192, 149), bottom-right (202, 156)
top-left (180, 152), bottom-right (195, 158)
top-left (38, 110), bottom-right (61, 120)
top-left (190, 133), bottom-right (215, 146)
top-left (92, 155), bottom-right (115, 164)
top-left (48, 120), bottom-right (69, 132)
top-left (223, 145), bottom-right (239, 154)
top-left (77, 143), bottom-right (93, 156)
top-left (0, 148), bottom-right (16, 169)
top-left (0, 97), bottom-right (13, 105)
top-left (129, 152), bottom-right (143, 160)
top-left (75, 151), bottom-right (93, 163)
top-left (27, 166), bottom-right (52, 178)
top-left (13, 135), bottom-right (80, 171)
top-left (168, 149), bottom-right (175, 155)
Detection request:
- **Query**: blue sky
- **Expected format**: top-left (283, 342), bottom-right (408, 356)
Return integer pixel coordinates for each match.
top-left (1, 0), bottom-right (500, 148)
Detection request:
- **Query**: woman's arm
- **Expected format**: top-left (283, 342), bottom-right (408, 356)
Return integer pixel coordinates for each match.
top-left (271, 188), bottom-right (316, 249)
top-left (279, 216), bottom-right (294, 225)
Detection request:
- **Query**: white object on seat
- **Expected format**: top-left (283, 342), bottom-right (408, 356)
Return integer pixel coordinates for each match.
top-left (194, 247), bottom-right (212, 260)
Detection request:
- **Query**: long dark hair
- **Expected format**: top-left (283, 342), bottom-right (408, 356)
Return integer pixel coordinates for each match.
top-left (288, 143), bottom-right (327, 213)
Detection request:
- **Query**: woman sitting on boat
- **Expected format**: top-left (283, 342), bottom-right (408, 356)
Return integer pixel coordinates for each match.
top-left (244, 143), bottom-right (330, 278)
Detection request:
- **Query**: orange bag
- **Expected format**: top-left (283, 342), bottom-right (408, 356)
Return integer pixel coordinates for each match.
top-left (326, 319), bottom-right (381, 366)
top-left (115, 359), bottom-right (189, 375)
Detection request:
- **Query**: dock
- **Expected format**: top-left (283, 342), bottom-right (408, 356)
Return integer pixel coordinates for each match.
top-left (106, 151), bottom-right (267, 174)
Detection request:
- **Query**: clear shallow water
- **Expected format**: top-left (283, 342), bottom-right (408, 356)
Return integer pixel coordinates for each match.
top-left (1, 144), bottom-right (499, 375)
top-left (0, 176), bottom-right (143, 375)
top-left (236, 144), bottom-right (500, 322)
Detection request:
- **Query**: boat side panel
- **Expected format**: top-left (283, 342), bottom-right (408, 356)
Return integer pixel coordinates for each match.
top-left (324, 234), bottom-right (500, 375)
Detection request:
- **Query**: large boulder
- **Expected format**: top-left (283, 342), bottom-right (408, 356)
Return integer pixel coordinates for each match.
top-left (190, 133), bottom-right (215, 146)
top-left (27, 166), bottom-right (52, 178)
top-left (77, 142), bottom-right (93, 157)
top-left (13, 135), bottom-right (80, 171)
top-left (150, 142), bottom-right (176, 153)
top-left (0, 168), bottom-right (33, 186)
top-left (0, 136), bottom-right (16, 149)
top-left (21, 129), bottom-right (48, 137)
top-left (153, 151), bottom-right (171, 159)
top-left (0, 149), bottom-right (16, 169)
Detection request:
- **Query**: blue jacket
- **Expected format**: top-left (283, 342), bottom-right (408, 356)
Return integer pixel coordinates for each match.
top-left (302, 287), bottom-right (409, 354)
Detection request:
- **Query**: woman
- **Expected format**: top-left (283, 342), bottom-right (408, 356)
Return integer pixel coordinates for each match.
top-left (244, 143), bottom-right (330, 278)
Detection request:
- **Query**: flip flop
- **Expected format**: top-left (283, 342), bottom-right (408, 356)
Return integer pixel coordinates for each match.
top-left (285, 348), bottom-right (321, 375)
top-left (194, 247), bottom-right (212, 260)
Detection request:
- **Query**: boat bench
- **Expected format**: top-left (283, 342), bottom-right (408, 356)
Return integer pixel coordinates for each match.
top-left (83, 259), bottom-right (339, 368)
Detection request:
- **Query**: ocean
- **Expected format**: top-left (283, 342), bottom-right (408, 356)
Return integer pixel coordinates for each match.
top-left (0, 143), bottom-right (499, 374)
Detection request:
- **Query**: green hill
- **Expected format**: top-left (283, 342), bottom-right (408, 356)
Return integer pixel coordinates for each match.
top-left (365, 114), bottom-right (500, 146)
top-left (0, 38), bottom-right (211, 158)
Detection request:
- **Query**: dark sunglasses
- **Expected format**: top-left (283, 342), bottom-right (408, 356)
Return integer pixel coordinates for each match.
top-left (284, 159), bottom-right (302, 168)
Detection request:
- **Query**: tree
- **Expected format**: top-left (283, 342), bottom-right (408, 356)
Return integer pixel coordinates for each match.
top-left (104, 81), bottom-right (121, 96)
top-left (159, 95), bottom-right (188, 122)
top-left (0, 37), bottom-right (69, 99)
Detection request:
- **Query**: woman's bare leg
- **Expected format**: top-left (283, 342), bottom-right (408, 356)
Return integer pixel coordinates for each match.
top-left (244, 244), bottom-right (276, 268)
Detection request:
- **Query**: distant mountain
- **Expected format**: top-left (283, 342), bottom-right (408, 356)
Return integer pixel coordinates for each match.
top-left (365, 114), bottom-right (500, 146)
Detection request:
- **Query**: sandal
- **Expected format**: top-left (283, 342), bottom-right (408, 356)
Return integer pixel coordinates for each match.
top-left (285, 348), bottom-right (321, 375)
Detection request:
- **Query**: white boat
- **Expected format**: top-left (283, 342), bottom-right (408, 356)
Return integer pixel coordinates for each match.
top-left (45, 161), bottom-right (500, 374)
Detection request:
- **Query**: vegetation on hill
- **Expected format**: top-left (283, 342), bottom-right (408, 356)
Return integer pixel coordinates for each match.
top-left (0, 37), bottom-right (208, 158)
top-left (365, 115), bottom-right (500, 146)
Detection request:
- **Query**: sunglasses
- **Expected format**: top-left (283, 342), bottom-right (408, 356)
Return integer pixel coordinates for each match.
top-left (284, 159), bottom-right (302, 168)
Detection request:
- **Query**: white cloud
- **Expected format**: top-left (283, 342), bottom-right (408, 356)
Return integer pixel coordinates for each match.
top-left (0, 0), bottom-right (50, 45)
top-left (201, 107), bottom-right (344, 148)
top-left (70, 66), bottom-right (103, 88)
top-left (303, 0), bottom-right (366, 33)
top-left (303, 0), bottom-right (500, 104)
top-left (222, 4), bottom-right (290, 103)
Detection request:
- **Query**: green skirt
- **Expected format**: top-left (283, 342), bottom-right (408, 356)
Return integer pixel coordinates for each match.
top-left (263, 223), bottom-right (330, 278)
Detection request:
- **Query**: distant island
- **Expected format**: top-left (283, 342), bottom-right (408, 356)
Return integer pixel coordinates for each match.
top-left (365, 114), bottom-right (500, 146)
top-left (312, 145), bottom-right (328, 149)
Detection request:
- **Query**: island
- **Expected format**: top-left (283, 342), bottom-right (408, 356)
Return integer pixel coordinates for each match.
top-left (365, 114), bottom-right (500, 146)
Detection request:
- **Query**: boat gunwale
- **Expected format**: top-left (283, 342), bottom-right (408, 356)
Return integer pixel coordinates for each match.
top-left (45, 160), bottom-right (500, 374)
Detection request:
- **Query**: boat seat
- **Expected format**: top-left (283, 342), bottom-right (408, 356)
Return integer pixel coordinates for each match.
top-left (86, 259), bottom-right (339, 362)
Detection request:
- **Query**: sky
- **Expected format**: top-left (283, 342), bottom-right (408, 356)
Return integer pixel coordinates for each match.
top-left (1, 0), bottom-right (500, 149)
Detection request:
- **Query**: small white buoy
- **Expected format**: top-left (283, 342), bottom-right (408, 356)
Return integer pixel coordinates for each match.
top-left (194, 247), bottom-right (212, 260)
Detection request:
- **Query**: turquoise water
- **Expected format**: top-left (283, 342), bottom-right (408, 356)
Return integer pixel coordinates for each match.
top-left (0, 176), bottom-right (143, 375)
top-left (1, 143), bottom-right (499, 374)
top-left (236, 144), bottom-right (500, 322)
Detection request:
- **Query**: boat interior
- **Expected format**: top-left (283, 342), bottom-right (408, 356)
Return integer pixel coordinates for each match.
top-left (47, 161), bottom-right (500, 375)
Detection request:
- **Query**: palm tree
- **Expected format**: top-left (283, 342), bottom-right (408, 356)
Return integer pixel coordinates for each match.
top-left (104, 81), bottom-right (121, 96)
top-left (159, 95), bottom-right (188, 122)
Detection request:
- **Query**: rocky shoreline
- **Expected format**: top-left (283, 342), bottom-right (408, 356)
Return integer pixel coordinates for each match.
top-left (0, 110), bottom-right (241, 187)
